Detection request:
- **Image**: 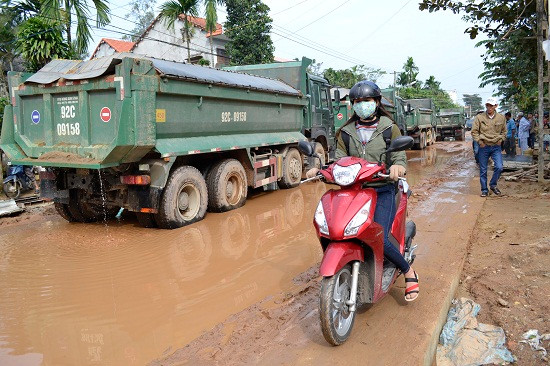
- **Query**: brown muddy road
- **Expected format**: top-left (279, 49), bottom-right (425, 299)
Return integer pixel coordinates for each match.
top-left (0, 141), bottom-right (478, 366)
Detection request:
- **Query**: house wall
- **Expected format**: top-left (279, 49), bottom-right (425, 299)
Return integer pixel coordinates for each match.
top-left (94, 43), bottom-right (116, 59)
top-left (132, 19), bottom-right (228, 67)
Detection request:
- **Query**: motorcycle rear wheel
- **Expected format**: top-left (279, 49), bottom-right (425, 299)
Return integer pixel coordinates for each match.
top-left (319, 264), bottom-right (356, 346)
top-left (3, 181), bottom-right (21, 199)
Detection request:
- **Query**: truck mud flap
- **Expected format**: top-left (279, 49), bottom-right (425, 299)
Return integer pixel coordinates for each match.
top-left (127, 186), bottom-right (162, 213)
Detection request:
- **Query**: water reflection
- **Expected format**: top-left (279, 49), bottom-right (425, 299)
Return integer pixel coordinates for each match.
top-left (0, 182), bottom-right (326, 365)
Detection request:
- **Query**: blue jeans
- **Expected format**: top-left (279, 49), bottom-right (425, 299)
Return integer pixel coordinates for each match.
top-left (374, 184), bottom-right (411, 273)
top-left (472, 140), bottom-right (479, 164)
top-left (478, 145), bottom-right (503, 193)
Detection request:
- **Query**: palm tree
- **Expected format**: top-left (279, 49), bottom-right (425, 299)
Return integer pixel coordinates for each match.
top-left (424, 75), bottom-right (441, 91)
top-left (204, 0), bottom-right (224, 66)
top-left (397, 56), bottom-right (419, 87)
top-left (159, 0), bottom-right (200, 64)
top-left (40, 0), bottom-right (110, 54)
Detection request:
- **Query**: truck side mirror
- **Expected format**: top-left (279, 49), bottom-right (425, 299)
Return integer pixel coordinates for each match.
top-left (333, 89), bottom-right (340, 102)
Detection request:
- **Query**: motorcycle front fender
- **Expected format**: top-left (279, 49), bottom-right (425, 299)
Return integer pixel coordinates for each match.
top-left (319, 242), bottom-right (364, 277)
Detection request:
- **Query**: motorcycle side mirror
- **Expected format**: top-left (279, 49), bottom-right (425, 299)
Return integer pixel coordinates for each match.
top-left (378, 136), bottom-right (414, 165)
top-left (297, 140), bottom-right (314, 157)
top-left (386, 136), bottom-right (414, 153)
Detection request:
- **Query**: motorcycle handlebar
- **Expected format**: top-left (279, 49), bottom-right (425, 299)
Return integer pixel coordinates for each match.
top-left (377, 173), bottom-right (407, 182)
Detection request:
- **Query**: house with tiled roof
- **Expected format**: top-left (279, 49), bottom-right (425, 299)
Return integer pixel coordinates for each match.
top-left (90, 38), bottom-right (135, 59)
top-left (130, 14), bottom-right (229, 67)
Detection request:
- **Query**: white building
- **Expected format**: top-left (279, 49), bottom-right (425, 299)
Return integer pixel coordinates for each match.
top-left (131, 15), bottom-right (229, 67)
top-left (90, 38), bottom-right (135, 59)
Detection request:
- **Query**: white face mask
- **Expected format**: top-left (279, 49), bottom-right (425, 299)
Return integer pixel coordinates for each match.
top-left (353, 101), bottom-right (377, 119)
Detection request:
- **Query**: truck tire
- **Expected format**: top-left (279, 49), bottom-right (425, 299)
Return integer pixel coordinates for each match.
top-left (431, 128), bottom-right (436, 144)
top-left (156, 165), bottom-right (208, 229)
top-left (278, 148), bottom-right (303, 189)
top-left (314, 142), bottom-right (326, 168)
top-left (456, 128), bottom-right (465, 141)
top-left (67, 189), bottom-right (96, 223)
top-left (420, 132), bottom-right (426, 150)
top-left (54, 202), bottom-right (77, 222)
top-left (136, 212), bottom-right (158, 228)
top-left (206, 159), bottom-right (247, 212)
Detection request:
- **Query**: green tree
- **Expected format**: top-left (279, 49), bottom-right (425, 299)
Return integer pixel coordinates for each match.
top-left (306, 59), bottom-right (323, 77)
top-left (159, 0), bottom-right (200, 64)
top-left (40, 0), bottom-right (111, 54)
top-left (423, 75), bottom-right (441, 91)
top-left (462, 94), bottom-right (483, 113)
top-left (122, 0), bottom-right (156, 42)
top-left (323, 65), bottom-right (385, 89)
top-left (397, 56), bottom-right (419, 87)
top-left (204, 0), bottom-right (224, 66)
top-left (1, 0), bottom-right (41, 72)
top-left (418, 0), bottom-right (537, 112)
top-left (224, 0), bottom-right (274, 65)
top-left (16, 16), bottom-right (72, 71)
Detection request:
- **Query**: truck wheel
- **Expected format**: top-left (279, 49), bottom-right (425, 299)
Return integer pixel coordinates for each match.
top-left (279, 148), bottom-right (303, 189)
top-left (54, 202), bottom-right (77, 222)
top-left (67, 189), bottom-right (96, 223)
top-left (136, 212), bottom-right (158, 228)
top-left (206, 159), bottom-right (247, 212)
top-left (157, 165), bottom-right (208, 229)
top-left (314, 142), bottom-right (326, 168)
top-left (431, 128), bottom-right (436, 144)
top-left (419, 132), bottom-right (425, 150)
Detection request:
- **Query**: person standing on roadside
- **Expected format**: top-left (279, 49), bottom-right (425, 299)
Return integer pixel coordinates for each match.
top-left (518, 112), bottom-right (530, 154)
top-left (528, 113), bottom-right (536, 149)
top-left (504, 112), bottom-right (516, 158)
top-left (471, 98), bottom-right (506, 197)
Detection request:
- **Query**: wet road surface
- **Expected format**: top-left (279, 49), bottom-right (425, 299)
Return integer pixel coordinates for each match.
top-left (0, 144), bottom-right (466, 365)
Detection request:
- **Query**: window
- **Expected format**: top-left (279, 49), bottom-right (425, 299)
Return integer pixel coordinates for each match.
top-left (216, 48), bottom-right (229, 66)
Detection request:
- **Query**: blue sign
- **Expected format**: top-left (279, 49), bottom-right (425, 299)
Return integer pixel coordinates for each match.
top-left (31, 110), bottom-right (40, 124)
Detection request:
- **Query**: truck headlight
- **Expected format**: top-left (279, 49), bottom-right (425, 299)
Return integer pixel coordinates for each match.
top-left (314, 201), bottom-right (329, 235)
top-left (344, 200), bottom-right (372, 237)
top-left (332, 163), bottom-right (361, 186)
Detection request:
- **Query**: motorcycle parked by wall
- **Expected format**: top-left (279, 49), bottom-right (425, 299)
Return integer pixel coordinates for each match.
top-left (298, 136), bottom-right (418, 346)
top-left (2, 163), bottom-right (35, 199)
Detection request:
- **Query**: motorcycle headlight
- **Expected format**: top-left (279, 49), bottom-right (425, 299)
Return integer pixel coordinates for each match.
top-left (344, 200), bottom-right (372, 237)
top-left (314, 201), bottom-right (329, 235)
top-left (332, 163), bottom-right (361, 186)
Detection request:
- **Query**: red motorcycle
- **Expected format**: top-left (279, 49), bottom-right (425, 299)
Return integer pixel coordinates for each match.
top-left (298, 136), bottom-right (417, 346)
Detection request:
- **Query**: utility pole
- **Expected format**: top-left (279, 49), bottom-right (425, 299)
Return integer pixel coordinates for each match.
top-left (537, 0), bottom-right (545, 182)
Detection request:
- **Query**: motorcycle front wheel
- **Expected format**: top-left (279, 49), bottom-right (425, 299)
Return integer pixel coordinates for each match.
top-left (319, 264), bottom-right (356, 346)
top-left (3, 180), bottom-right (21, 199)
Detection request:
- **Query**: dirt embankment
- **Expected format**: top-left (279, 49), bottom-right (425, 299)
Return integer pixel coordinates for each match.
top-left (457, 180), bottom-right (550, 365)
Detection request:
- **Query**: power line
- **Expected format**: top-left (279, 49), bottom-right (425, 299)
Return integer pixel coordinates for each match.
top-left (272, 0), bottom-right (312, 16)
top-left (346, 0), bottom-right (413, 52)
top-left (291, 0), bottom-right (353, 33)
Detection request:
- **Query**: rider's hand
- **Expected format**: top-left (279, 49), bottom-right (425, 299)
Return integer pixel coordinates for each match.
top-left (389, 165), bottom-right (406, 181)
top-left (306, 168), bottom-right (319, 178)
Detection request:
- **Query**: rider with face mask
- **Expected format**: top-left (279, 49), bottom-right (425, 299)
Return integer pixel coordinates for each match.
top-left (307, 80), bottom-right (419, 301)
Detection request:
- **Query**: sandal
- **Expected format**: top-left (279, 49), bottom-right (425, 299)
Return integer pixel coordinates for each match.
top-left (404, 271), bottom-right (419, 302)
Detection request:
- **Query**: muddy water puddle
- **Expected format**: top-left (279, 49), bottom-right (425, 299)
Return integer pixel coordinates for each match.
top-left (0, 143), bottom-right (468, 365)
top-left (0, 184), bottom-right (328, 365)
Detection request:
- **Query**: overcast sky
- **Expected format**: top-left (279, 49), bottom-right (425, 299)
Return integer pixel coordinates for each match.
top-left (90, 0), bottom-right (496, 105)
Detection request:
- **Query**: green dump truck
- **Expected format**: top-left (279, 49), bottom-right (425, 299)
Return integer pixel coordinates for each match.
top-left (1, 54), bottom-right (333, 228)
top-left (223, 58), bottom-right (336, 163)
top-left (402, 98), bottom-right (436, 149)
top-left (436, 107), bottom-right (466, 141)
